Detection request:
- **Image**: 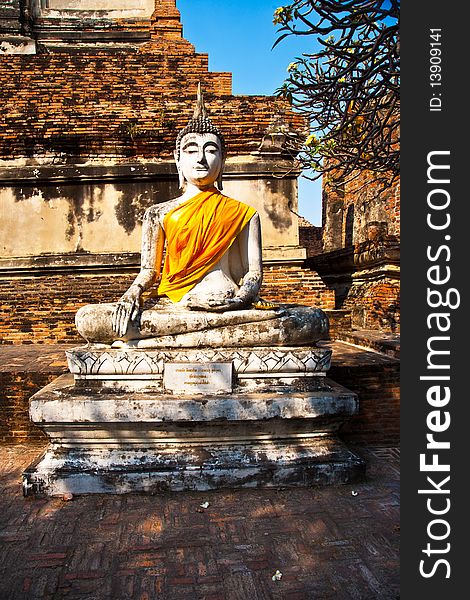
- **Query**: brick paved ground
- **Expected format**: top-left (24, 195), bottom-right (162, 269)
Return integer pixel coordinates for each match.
top-left (0, 444), bottom-right (399, 600)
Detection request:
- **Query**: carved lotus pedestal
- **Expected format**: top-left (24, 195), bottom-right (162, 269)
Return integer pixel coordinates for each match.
top-left (23, 346), bottom-right (365, 496)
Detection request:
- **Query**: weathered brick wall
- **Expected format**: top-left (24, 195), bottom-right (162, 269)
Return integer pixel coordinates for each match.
top-left (299, 224), bottom-right (323, 258)
top-left (343, 279), bottom-right (400, 332)
top-left (333, 360), bottom-right (400, 446)
top-left (261, 265), bottom-right (335, 309)
top-left (318, 170), bottom-right (400, 333)
top-left (1, 2), bottom-right (305, 156)
top-left (0, 50), bottom-right (303, 159)
top-left (0, 372), bottom-right (52, 443)
top-left (323, 172), bottom-right (400, 252)
top-left (326, 310), bottom-right (352, 339)
top-left (0, 272), bottom-right (137, 344)
top-left (0, 0), bottom-right (21, 33)
top-left (0, 265), bottom-right (335, 344)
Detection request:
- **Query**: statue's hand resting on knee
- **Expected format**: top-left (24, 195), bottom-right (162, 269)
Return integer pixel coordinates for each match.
top-left (112, 284), bottom-right (143, 337)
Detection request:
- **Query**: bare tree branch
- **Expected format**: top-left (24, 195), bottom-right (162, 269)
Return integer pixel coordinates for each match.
top-left (273, 0), bottom-right (400, 184)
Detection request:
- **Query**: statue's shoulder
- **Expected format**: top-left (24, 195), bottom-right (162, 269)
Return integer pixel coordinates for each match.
top-left (144, 196), bottom-right (185, 223)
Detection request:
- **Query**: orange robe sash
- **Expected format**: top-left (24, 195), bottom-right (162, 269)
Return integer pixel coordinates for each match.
top-left (157, 190), bottom-right (256, 303)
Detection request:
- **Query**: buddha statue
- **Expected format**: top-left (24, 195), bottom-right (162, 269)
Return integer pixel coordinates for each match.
top-left (75, 86), bottom-right (328, 348)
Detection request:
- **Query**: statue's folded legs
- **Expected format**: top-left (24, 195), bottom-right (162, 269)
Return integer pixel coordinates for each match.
top-left (76, 302), bottom-right (329, 348)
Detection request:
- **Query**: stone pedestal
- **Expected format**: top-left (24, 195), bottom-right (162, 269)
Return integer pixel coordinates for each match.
top-left (65, 345), bottom-right (333, 391)
top-left (23, 345), bottom-right (365, 496)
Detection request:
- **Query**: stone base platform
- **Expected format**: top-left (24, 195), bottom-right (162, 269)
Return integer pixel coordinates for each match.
top-left (23, 439), bottom-right (364, 497)
top-left (23, 373), bottom-right (365, 496)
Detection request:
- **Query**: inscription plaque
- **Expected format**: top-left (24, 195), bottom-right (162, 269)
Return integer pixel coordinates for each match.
top-left (163, 362), bottom-right (233, 394)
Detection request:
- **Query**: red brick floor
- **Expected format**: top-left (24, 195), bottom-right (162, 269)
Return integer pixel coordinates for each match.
top-left (0, 444), bottom-right (399, 600)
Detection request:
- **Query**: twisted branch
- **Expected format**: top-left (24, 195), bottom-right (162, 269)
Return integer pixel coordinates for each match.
top-left (274, 0), bottom-right (400, 185)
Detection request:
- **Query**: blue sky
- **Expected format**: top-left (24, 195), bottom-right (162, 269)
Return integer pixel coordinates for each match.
top-left (177, 0), bottom-right (322, 225)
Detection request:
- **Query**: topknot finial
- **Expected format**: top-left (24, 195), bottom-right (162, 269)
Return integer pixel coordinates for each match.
top-left (175, 83), bottom-right (226, 162)
top-left (193, 82), bottom-right (208, 120)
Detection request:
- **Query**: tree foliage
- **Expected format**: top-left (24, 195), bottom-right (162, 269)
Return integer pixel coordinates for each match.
top-left (273, 0), bottom-right (400, 184)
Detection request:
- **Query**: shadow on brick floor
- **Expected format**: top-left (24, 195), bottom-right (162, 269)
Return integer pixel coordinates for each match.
top-left (0, 444), bottom-right (399, 600)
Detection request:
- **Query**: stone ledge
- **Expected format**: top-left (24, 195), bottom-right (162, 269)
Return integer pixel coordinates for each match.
top-left (0, 250), bottom-right (309, 274)
top-left (334, 329), bottom-right (400, 359)
top-left (0, 253), bottom-right (141, 275)
top-left (0, 35), bottom-right (36, 54)
top-left (30, 373), bottom-right (357, 426)
top-left (35, 30), bottom-right (152, 42)
top-left (0, 156), bottom-right (298, 183)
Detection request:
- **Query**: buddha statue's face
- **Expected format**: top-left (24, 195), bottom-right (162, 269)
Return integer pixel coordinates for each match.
top-left (176, 132), bottom-right (223, 189)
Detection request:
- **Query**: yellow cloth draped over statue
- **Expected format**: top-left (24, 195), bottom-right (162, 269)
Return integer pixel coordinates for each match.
top-left (157, 190), bottom-right (257, 303)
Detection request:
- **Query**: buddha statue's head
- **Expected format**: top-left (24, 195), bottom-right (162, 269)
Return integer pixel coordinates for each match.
top-left (175, 85), bottom-right (226, 190)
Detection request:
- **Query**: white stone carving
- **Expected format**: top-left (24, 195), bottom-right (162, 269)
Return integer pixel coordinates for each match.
top-left (66, 346), bottom-right (332, 379)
